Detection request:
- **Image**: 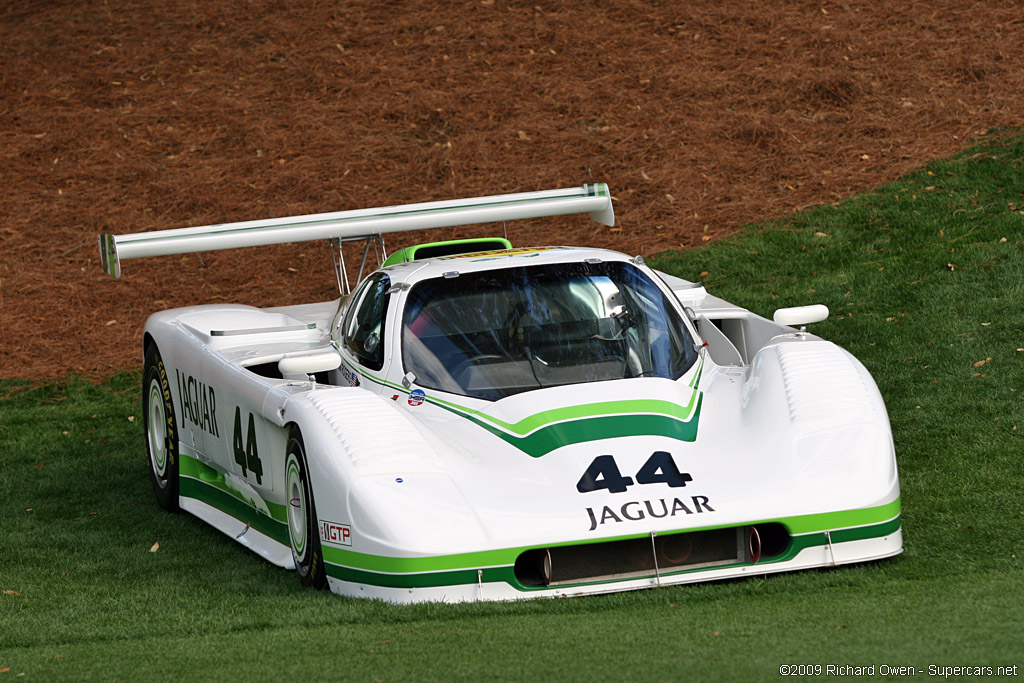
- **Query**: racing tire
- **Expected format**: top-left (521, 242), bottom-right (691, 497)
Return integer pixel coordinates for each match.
top-left (285, 428), bottom-right (328, 589)
top-left (143, 342), bottom-right (180, 512)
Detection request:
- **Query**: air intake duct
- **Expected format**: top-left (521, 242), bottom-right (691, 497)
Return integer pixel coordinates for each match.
top-left (514, 523), bottom-right (789, 587)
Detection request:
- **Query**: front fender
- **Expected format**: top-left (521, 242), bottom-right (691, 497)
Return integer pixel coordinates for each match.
top-left (279, 388), bottom-right (492, 561)
top-left (741, 338), bottom-right (899, 509)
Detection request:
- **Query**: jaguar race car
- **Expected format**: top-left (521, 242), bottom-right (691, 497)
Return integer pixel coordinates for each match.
top-left (99, 184), bottom-right (902, 603)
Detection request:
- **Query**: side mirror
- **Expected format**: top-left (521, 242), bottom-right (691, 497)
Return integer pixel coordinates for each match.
top-left (278, 352), bottom-right (342, 379)
top-left (773, 304), bottom-right (829, 328)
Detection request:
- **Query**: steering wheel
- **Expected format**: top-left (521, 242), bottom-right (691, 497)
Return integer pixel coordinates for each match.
top-left (502, 303), bottom-right (527, 341)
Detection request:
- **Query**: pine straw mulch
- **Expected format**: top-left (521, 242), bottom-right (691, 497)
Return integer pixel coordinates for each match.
top-left (2, 0), bottom-right (1022, 380)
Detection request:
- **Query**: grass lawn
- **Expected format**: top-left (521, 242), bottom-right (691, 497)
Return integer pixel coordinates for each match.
top-left (2, 134), bottom-right (1022, 680)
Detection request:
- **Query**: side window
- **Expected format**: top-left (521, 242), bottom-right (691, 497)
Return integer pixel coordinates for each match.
top-left (342, 274), bottom-right (391, 371)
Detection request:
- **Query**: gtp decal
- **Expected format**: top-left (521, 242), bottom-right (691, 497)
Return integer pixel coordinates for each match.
top-left (319, 520), bottom-right (352, 546)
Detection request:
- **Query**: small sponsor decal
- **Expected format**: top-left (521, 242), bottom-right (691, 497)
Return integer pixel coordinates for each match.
top-left (408, 389), bottom-right (426, 407)
top-left (340, 364), bottom-right (361, 388)
top-left (319, 520), bottom-right (352, 547)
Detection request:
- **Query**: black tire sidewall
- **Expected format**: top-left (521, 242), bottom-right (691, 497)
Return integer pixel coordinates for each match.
top-left (287, 431), bottom-right (327, 589)
top-left (143, 343), bottom-right (180, 511)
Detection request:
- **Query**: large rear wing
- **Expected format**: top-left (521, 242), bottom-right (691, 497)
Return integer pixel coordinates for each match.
top-left (98, 183), bottom-right (613, 278)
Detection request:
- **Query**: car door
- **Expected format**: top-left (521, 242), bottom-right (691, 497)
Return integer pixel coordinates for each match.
top-left (338, 272), bottom-right (393, 394)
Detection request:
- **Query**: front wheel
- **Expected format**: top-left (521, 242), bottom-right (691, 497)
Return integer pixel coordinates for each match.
top-left (285, 429), bottom-right (327, 589)
top-left (143, 342), bottom-right (180, 511)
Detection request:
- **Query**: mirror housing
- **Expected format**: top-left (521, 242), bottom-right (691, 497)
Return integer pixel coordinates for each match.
top-left (278, 352), bottom-right (342, 380)
top-left (773, 304), bottom-right (829, 328)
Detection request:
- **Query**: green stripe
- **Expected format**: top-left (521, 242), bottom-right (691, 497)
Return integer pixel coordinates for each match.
top-left (430, 394), bottom-right (703, 458)
top-left (431, 395), bottom-right (700, 436)
top-left (179, 454), bottom-right (288, 522)
top-left (342, 350), bottom-right (705, 457)
top-left (769, 514), bottom-right (903, 564)
top-left (779, 497), bottom-right (901, 535)
top-left (179, 476), bottom-right (289, 546)
top-left (689, 351), bottom-right (705, 388)
top-left (178, 454), bottom-right (289, 545)
top-left (325, 564), bottom-right (518, 589)
top-left (423, 352), bottom-right (704, 436)
top-left (831, 513), bottom-right (902, 542)
top-left (320, 498), bottom-right (900, 577)
top-left (321, 513), bottom-right (901, 591)
top-left (806, 513), bottom-right (903, 546)
top-left (176, 439), bottom-right (899, 591)
top-left (428, 353), bottom-right (704, 436)
top-left (321, 544), bottom-right (515, 574)
top-left (540, 514), bottom-right (903, 591)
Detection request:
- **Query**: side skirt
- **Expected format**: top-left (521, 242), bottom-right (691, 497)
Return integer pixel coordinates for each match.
top-left (180, 495), bottom-right (295, 570)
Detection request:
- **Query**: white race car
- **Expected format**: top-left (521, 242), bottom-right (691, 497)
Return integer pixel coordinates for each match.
top-left (100, 184), bottom-right (901, 603)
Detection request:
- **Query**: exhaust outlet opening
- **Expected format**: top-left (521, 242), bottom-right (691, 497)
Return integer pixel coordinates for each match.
top-left (751, 522), bottom-right (790, 559)
top-left (513, 548), bottom-right (552, 587)
top-left (747, 526), bottom-right (762, 563)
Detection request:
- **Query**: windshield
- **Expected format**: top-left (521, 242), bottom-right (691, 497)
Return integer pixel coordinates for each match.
top-left (401, 261), bottom-right (698, 400)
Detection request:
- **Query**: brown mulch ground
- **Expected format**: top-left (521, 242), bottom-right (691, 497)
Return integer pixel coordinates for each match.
top-left (2, 1), bottom-right (1022, 380)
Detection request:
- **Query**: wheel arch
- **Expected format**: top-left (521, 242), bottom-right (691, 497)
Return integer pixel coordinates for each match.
top-left (143, 330), bottom-right (156, 355)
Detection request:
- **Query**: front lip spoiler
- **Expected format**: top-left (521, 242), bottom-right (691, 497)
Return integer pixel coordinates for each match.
top-left (317, 500), bottom-right (902, 591)
top-left (319, 525), bottom-right (904, 602)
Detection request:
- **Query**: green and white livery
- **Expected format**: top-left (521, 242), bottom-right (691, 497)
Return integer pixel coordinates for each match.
top-left (103, 184), bottom-right (901, 602)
